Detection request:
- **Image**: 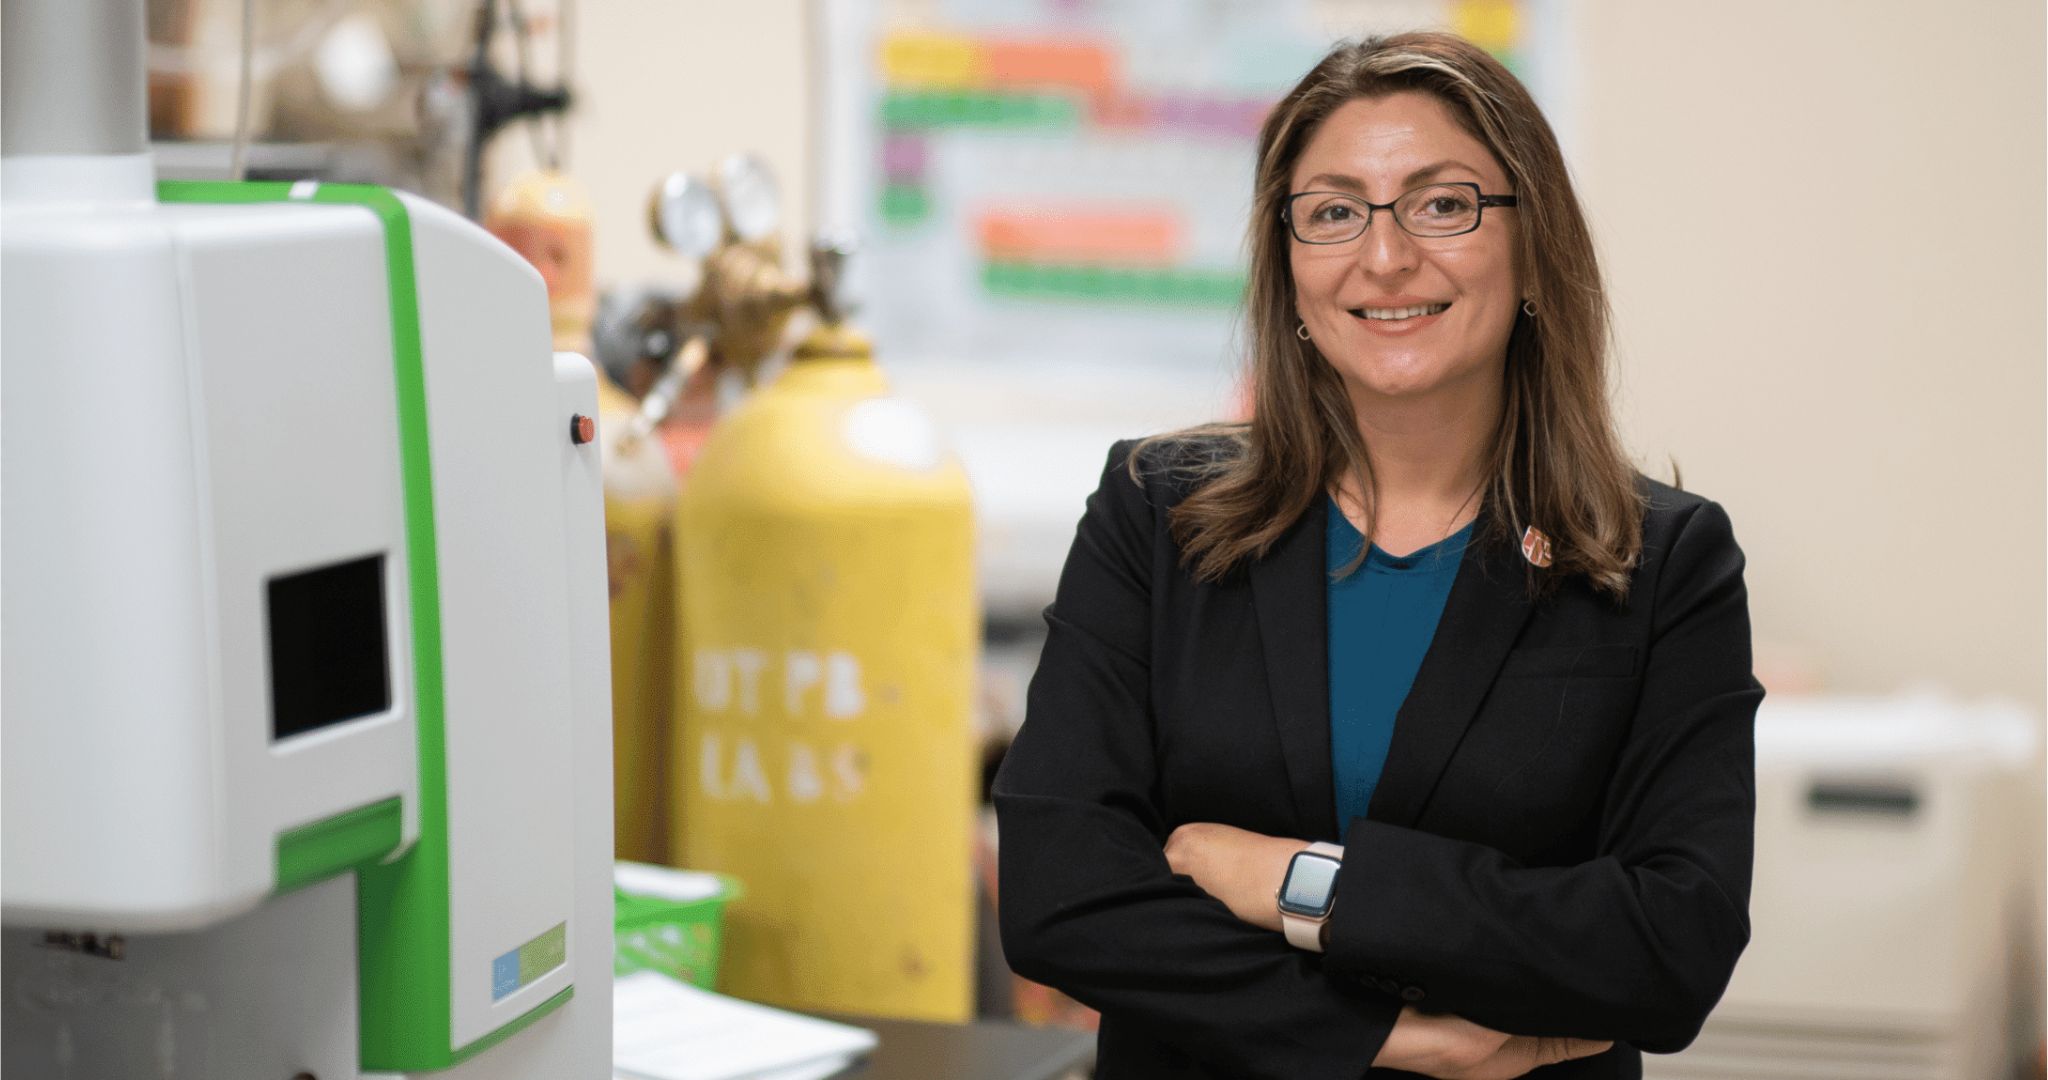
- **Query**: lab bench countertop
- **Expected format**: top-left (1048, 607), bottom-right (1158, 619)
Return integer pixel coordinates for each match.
top-left (814, 1012), bottom-right (1094, 1080)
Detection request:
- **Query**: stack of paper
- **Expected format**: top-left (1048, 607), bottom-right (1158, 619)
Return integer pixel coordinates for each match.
top-left (613, 971), bottom-right (878, 1080)
top-left (615, 862), bottom-right (727, 904)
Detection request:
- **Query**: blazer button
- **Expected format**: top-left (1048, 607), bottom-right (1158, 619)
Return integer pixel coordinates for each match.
top-left (1377, 977), bottom-right (1400, 995)
top-left (1400, 986), bottom-right (1426, 1003)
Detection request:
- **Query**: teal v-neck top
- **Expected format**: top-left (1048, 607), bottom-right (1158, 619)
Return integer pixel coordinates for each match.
top-left (1327, 497), bottom-right (1473, 833)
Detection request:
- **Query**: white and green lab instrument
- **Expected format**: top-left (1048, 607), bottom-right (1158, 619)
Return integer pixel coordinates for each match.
top-left (0, 0), bottom-right (615, 1075)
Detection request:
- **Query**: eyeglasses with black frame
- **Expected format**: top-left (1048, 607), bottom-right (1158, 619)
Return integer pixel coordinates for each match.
top-left (1283, 182), bottom-right (1518, 243)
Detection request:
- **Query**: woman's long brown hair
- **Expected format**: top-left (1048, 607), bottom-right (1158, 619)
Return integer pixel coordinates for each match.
top-left (1139, 30), bottom-right (1644, 602)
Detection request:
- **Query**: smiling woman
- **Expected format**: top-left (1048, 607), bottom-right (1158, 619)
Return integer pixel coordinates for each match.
top-left (1154, 30), bottom-right (1640, 591)
top-left (995, 29), bottom-right (1762, 1080)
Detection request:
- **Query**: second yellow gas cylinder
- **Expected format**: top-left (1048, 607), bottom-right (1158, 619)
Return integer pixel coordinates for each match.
top-left (671, 324), bottom-right (977, 1022)
top-left (596, 373), bottom-right (680, 864)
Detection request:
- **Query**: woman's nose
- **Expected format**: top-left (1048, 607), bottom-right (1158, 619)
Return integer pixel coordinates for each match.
top-left (1356, 208), bottom-right (1420, 277)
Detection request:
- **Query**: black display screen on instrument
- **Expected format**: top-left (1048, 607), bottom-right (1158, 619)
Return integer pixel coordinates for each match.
top-left (267, 553), bottom-right (392, 741)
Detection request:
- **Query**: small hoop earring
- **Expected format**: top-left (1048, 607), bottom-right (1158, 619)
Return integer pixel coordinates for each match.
top-left (1296, 321), bottom-right (1312, 340)
top-left (1522, 299), bottom-right (1538, 317)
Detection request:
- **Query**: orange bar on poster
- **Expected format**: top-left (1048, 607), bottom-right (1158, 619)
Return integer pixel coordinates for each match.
top-left (983, 38), bottom-right (1116, 97)
top-left (1090, 92), bottom-right (1151, 130)
top-left (977, 208), bottom-right (1180, 266)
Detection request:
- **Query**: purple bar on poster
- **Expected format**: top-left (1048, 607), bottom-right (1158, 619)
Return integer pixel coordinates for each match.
top-left (1155, 94), bottom-right (1193, 130)
top-left (1233, 99), bottom-right (1271, 137)
top-left (883, 135), bottom-right (928, 182)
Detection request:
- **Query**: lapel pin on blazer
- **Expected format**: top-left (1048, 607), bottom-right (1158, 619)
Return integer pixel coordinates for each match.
top-left (1520, 525), bottom-right (1554, 568)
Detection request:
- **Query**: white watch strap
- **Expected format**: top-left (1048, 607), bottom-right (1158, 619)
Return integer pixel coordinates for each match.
top-left (1281, 842), bottom-right (1345, 952)
top-left (1282, 910), bottom-right (1324, 951)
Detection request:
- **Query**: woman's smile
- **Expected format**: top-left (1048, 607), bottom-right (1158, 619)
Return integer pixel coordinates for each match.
top-left (1347, 299), bottom-right (1452, 335)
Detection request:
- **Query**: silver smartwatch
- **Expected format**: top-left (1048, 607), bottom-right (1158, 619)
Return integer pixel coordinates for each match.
top-left (1277, 841), bottom-right (1344, 952)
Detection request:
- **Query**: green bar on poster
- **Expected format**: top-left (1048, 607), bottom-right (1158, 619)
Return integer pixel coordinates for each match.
top-left (879, 91), bottom-right (1080, 131)
top-left (980, 261), bottom-right (1245, 309)
top-left (879, 184), bottom-right (932, 226)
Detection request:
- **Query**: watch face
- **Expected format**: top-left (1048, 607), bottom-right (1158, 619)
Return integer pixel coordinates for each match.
top-left (1277, 852), bottom-right (1341, 918)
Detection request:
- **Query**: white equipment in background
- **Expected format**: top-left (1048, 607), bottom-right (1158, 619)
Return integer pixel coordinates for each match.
top-left (0, 1), bottom-right (614, 1077)
top-left (1649, 691), bottom-right (2044, 1080)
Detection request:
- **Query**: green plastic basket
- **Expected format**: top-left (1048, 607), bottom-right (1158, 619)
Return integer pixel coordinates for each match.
top-left (612, 862), bottom-right (742, 990)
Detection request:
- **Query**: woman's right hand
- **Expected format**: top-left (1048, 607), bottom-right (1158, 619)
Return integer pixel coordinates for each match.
top-left (1371, 1005), bottom-right (1614, 1079)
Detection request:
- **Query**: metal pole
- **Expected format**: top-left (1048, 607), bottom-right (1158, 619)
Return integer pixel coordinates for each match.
top-left (1, 0), bottom-right (148, 157)
top-left (462, 0), bottom-right (495, 219)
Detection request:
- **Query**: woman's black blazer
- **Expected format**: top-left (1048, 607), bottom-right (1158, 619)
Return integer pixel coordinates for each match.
top-left (993, 436), bottom-right (1762, 1079)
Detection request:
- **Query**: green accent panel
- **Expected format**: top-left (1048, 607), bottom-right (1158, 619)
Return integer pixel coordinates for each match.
top-left (518, 922), bottom-right (569, 984)
top-left (879, 90), bottom-right (1079, 130)
top-left (878, 183), bottom-right (932, 226)
top-left (157, 180), bottom-right (295, 200)
top-left (274, 797), bottom-right (404, 895)
top-left (980, 259), bottom-right (1246, 308)
top-left (156, 180), bottom-right (472, 1070)
top-left (448, 987), bottom-right (575, 1067)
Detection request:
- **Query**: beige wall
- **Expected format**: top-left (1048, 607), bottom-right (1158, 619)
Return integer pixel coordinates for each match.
top-left (547, 0), bottom-right (2046, 713)
top-left (1578, 0), bottom-right (2046, 713)
top-left (492, 0), bottom-right (813, 292)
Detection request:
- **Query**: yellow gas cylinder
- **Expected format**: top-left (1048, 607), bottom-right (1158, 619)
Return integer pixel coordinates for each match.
top-left (596, 374), bottom-right (680, 864)
top-left (672, 323), bottom-right (977, 1021)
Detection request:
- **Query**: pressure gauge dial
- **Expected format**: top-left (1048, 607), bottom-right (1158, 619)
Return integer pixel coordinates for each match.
top-left (716, 154), bottom-right (781, 242)
top-left (650, 172), bottom-right (723, 258)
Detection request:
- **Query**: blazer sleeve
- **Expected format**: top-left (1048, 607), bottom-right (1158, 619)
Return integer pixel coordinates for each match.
top-left (993, 441), bottom-right (1402, 1080)
top-left (1319, 498), bottom-right (1762, 1054)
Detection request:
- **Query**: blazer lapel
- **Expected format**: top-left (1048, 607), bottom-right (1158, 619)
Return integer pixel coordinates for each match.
top-left (1365, 515), bottom-right (1536, 829)
top-left (1251, 496), bottom-right (1540, 840)
top-left (1249, 496), bottom-right (1339, 841)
